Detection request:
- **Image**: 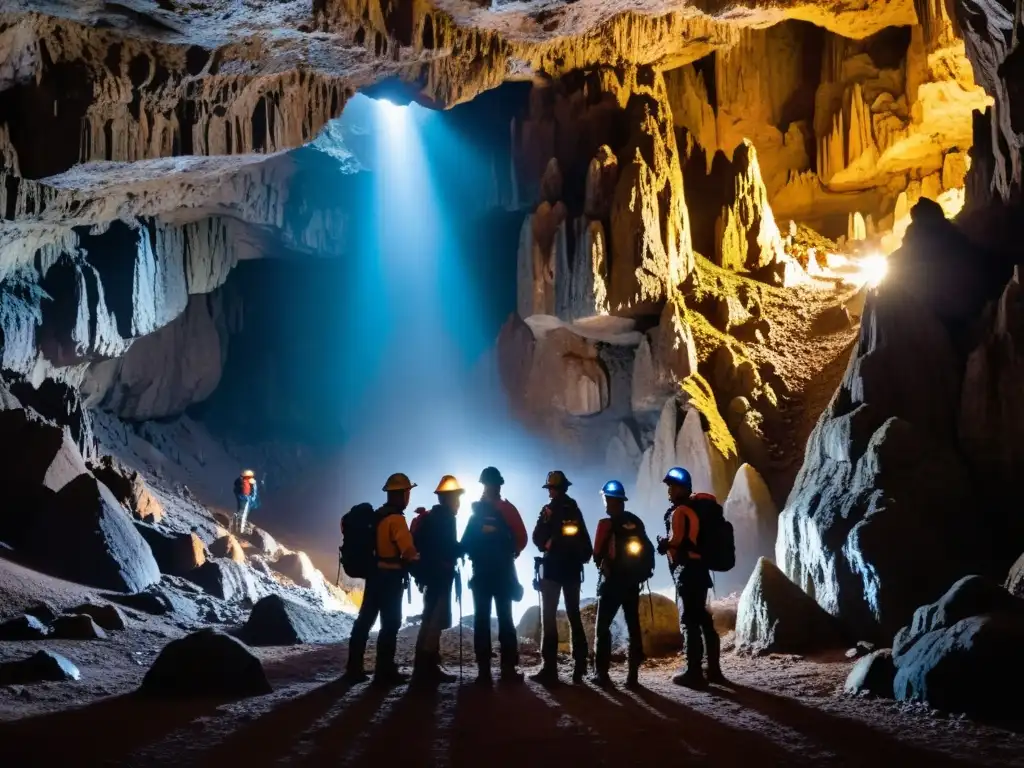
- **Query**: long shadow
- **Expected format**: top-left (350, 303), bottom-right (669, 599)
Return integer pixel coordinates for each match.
top-left (289, 682), bottom-right (396, 765)
top-left (550, 683), bottom-right (799, 766)
top-left (341, 682), bottom-right (447, 768)
top-left (711, 682), bottom-right (980, 766)
top-left (0, 692), bottom-right (230, 764)
top-left (449, 681), bottom-right (608, 767)
top-left (189, 677), bottom-right (365, 766)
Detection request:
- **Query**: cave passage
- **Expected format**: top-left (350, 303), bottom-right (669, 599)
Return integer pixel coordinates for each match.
top-left (263, 94), bottom-right (621, 621)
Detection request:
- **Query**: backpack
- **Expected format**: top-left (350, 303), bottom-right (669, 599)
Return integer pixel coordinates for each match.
top-left (689, 494), bottom-right (735, 572)
top-left (339, 503), bottom-right (378, 579)
top-left (463, 501), bottom-right (514, 566)
top-left (610, 516), bottom-right (655, 584)
top-left (548, 499), bottom-right (591, 563)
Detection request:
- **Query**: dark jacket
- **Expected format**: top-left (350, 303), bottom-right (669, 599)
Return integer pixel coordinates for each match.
top-left (414, 504), bottom-right (460, 587)
top-left (461, 500), bottom-right (521, 595)
top-left (532, 495), bottom-right (593, 585)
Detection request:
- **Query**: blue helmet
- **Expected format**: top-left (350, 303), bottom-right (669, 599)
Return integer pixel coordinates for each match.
top-left (601, 480), bottom-right (628, 500)
top-left (663, 467), bottom-right (692, 489)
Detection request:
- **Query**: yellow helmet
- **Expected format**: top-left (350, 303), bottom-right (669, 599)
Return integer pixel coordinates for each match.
top-left (543, 470), bottom-right (572, 489)
top-left (434, 475), bottom-right (465, 494)
top-left (241, 469), bottom-right (255, 478)
top-left (382, 472), bottom-right (416, 492)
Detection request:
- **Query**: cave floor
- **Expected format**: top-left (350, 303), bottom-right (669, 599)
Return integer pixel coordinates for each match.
top-left (1, 631), bottom-right (1021, 767)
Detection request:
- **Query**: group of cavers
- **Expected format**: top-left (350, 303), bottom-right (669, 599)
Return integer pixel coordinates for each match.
top-left (338, 465), bottom-right (735, 689)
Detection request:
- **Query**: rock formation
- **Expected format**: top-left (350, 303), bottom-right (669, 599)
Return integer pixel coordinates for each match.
top-left (141, 628), bottom-right (271, 698)
top-left (892, 576), bottom-right (1024, 716)
top-left (721, 463), bottom-right (778, 596)
top-left (735, 557), bottom-right (847, 654)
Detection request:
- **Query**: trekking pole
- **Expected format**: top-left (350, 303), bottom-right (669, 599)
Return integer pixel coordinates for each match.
top-left (336, 546), bottom-right (343, 587)
top-left (646, 581), bottom-right (655, 623)
top-left (456, 566), bottom-right (464, 682)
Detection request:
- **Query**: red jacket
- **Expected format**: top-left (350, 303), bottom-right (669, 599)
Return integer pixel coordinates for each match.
top-left (494, 498), bottom-right (528, 556)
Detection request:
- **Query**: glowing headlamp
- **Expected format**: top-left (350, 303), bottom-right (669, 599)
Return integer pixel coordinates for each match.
top-left (562, 523), bottom-right (579, 536)
top-left (625, 539), bottom-right (642, 556)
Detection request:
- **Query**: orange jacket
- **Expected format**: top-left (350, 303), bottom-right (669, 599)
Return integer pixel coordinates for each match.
top-left (667, 503), bottom-right (702, 566)
top-left (376, 508), bottom-right (418, 570)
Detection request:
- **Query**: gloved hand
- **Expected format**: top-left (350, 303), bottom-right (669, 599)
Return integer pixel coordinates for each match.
top-left (656, 536), bottom-right (669, 555)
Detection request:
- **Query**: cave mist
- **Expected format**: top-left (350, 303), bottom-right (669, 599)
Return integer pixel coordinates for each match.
top-left (261, 94), bottom-right (627, 621)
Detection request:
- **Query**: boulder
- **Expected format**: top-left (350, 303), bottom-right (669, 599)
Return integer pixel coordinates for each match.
top-left (135, 522), bottom-right (207, 577)
top-left (30, 474), bottom-right (161, 594)
top-left (89, 455), bottom-right (164, 523)
top-left (0, 614), bottom-right (51, 640)
top-left (186, 559), bottom-right (263, 603)
top-left (69, 603), bottom-right (127, 631)
top-left (720, 464), bottom-right (778, 596)
top-left (844, 649), bottom-right (895, 698)
top-left (140, 629), bottom-right (271, 698)
top-left (776, 287), bottom-right (985, 641)
top-left (24, 601), bottom-right (60, 624)
top-left (0, 650), bottom-right (80, 685)
top-left (893, 613), bottom-right (1024, 716)
top-left (243, 527), bottom-right (283, 559)
top-left (736, 558), bottom-right (846, 654)
top-left (1007, 552), bottom-right (1024, 598)
top-left (51, 614), bottom-right (107, 640)
top-left (892, 575), bottom-right (1024, 658)
top-left (209, 535), bottom-right (246, 564)
top-left (241, 594), bottom-right (354, 646)
top-left (520, 595), bottom-right (681, 657)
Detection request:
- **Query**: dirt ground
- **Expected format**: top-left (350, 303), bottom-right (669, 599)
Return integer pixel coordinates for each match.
top-left (2, 596), bottom-right (1022, 766)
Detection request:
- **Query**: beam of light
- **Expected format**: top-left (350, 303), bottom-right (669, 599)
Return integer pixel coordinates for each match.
top-left (857, 253), bottom-right (889, 288)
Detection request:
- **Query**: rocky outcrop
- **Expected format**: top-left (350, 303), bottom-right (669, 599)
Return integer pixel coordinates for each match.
top-left (89, 455), bottom-right (164, 522)
top-left (80, 292), bottom-right (229, 421)
top-left (631, 299), bottom-right (698, 415)
top-left (736, 557), bottom-right (847, 654)
top-left (635, 378), bottom-right (739, 511)
top-left (959, 272), bottom-right (1024, 557)
top-left (141, 628), bottom-right (271, 698)
top-left (776, 277), bottom-right (988, 641)
top-left (892, 576), bottom-right (1024, 716)
top-left (241, 594), bottom-right (354, 646)
top-left (186, 559), bottom-right (263, 603)
top-left (210, 535), bottom-right (246, 564)
top-left (135, 523), bottom-right (207, 577)
top-left (721, 464), bottom-right (778, 595)
top-left (1007, 553), bottom-right (1024, 598)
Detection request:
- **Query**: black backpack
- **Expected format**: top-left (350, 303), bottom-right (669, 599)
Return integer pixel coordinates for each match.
top-left (549, 499), bottom-right (590, 563)
top-left (689, 494), bottom-right (735, 572)
top-left (340, 503), bottom-right (378, 579)
top-left (463, 501), bottom-right (514, 564)
top-left (610, 516), bottom-right (655, 584)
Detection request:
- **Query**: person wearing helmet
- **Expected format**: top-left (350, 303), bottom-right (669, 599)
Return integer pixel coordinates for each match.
top-left (531, 470), bottom-right (593, 684)
top-left (460, 466), bottom-right (528, 685)
top-left (410, 475), bottom-right (465, 685)
top-left (657, 466), bottom-right (722, 687)
top-left (345, 472), bottom-right (420, 685)
top-left (592, 480), bottom-right (653, 687)
top-left (232, 470), bottom-right (260, 535)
